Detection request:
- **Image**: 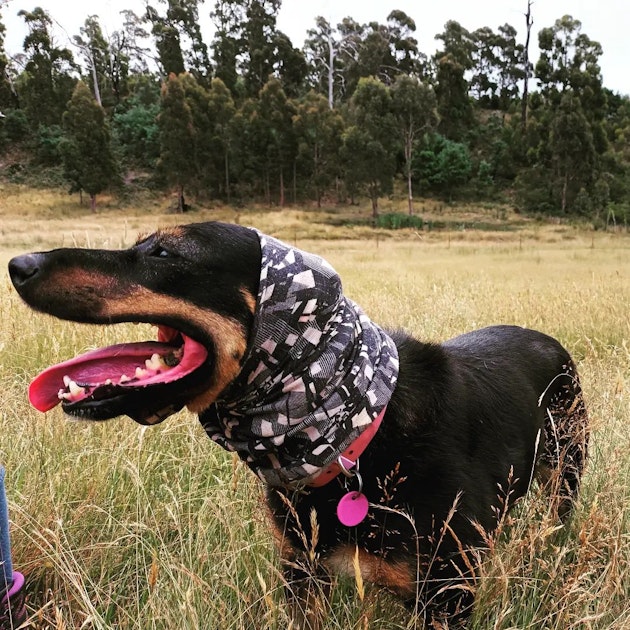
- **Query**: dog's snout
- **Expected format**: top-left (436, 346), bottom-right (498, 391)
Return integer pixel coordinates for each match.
top-left (8, 253), bottom-right (43, 288)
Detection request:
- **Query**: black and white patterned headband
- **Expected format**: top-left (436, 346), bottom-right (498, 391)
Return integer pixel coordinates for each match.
top-left (200, 230), bottom-right (399, 487)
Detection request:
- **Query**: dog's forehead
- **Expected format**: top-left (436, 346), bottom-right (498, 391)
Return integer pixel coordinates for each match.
top-left (135, 226), bottom-right (185, 245)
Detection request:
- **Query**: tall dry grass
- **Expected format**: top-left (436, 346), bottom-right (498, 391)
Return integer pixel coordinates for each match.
top-left (0, 193), bottom-right (628, 628)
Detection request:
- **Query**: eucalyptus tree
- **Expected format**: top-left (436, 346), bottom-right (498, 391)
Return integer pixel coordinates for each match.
top-left (146, 0), bottom-right (210, 82)
top-left (17, 7), bottom-right (77, 128)
top-left (0, 12), bottom-right (14, 110)
top-left (207, 78), bottom-right (236, 201)
top-left (157, 72), bottom-right (195, 211)
top-left (433, 21), bottom-right (474, 140)
top-left (256, 77), bottom-right (296, 205)
top-left (516, 15), bottom-right (608, 214)
top-left (342, 76), bottom-right (397, 217)
top-left (549, 92), bottom-right (596, 213)
top-left (304, 16), bottom-right (364, 108)
top-left (391, 75), bottom-right (438, 214)
top-left (60, 81), bottom-right (118, 211)
top-left (293, 90), bottom-right (344, 206)
top-left (334, 11), bottom-right (425, 102)
top-left (210, 0), bottom-right (244, 95)
top-left (240, 0), bottom-right (282, 96)
top-left (73, 16), bottom-right (111, 107)
top-left (117, 10), bottom-right (152, 75)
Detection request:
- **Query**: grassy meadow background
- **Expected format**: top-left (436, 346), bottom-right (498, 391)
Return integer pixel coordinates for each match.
top-left (0, 186), bottom-right (629, 629)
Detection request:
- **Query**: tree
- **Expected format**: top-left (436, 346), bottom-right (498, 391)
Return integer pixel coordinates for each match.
top-left (391, 75), bottom-right (438, 214)
top-left (415, 134), bottom-right (472, 201)
top-left (521, 0), bottom-right (533, 131)
top-left (293, 90), bottom-right (344, 206)
top-left (241, 0), bottom-right (282, 96)
top-left (256, 77), bottom-right (296, 205)
top-left (73, 15), bottom-right (111, 107)
top-left (342, 77), bottom-right (397, 217)
top-left (117, 10), bottom-right (152, 76)
top-left (207, 78), bottom-right (236, 200)
top-left (433, 21), bottom-right (475, 140)
top-left (210, 0), bottom-right (245, 95)
top-left (0, 11), bottom-right (18, 112)
top-left (17, 7), bottom-right (77, 128)
top-left (146, 0), bottom-right (210, 82)
top-left (550, 93), bottom-right (596, 213)
top-left (158, 73), bottom-right (195, 211)
top-left (61, 81), bottom-right (118, 211)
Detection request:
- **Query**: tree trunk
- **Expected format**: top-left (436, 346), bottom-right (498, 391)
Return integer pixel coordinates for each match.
top-left (561, 171), bottom-right (568, 214)
top-left (521, 0), bottom-right (533, 134)
top-left (90, 193), bottom-right (96, 213)
top-left (328, 31), bottom-right (335, 109)
top-left (279, 167), bottom-right (285, 207)
top-left (406, 137), bottom-right (414, 215)
top-left (370, 184), bottom-right (379, 219)
top-left (224, 149), bottom-right (231, 204)
top-left (264, 169), bottom-right (271, 206)
top-left (177, 184), bottom-right (185, 213)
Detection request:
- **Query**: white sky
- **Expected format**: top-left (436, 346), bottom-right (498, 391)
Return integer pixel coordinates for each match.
top-left (2, 0), bottom-right (629, 95)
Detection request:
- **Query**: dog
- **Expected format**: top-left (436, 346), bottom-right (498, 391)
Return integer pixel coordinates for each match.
top-left (8, 221), bottom-right (589, 628)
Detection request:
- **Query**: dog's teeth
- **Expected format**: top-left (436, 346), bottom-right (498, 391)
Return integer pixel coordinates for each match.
top-left (58, 388), bottom-right (66, 400)
top-left (119, 374), bottom-right (130, 383)
top-left (145, 353), bottom-right (166, 371)
top-left (104, 379), bottom-right (113, 385)
top-left (63, 375), bottom-right (72, 387)
top-left (135, 367), bottom-right (147, 378)
top-left (68, 380), bottom-right (85, 397)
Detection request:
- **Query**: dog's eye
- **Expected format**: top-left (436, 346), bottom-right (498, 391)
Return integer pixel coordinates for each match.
top-left (150, 246), bottom-right (176, 259)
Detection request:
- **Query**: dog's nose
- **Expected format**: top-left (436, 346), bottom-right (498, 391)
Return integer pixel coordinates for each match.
top-left (8, 253), bottom-right (43, 288)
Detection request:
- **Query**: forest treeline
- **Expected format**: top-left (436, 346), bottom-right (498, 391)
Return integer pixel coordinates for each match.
top-left (0, 1), bottom-right (629, 221)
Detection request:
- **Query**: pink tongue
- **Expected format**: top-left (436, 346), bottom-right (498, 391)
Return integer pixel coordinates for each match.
top-left (29, 335), bottom-right (208, 412)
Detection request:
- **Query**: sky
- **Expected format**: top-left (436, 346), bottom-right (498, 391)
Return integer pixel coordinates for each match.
top-left (2, 0), bottom-right (629, 95)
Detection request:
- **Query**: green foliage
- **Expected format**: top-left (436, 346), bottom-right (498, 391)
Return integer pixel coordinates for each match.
top-left (342, 77), bottom-right (397, 216)
top-left (157, 73), bottom-right (195, 211)
top-left (0, 4), bottom-right (629, 219)
top-left (17, 7), bottom-right (77, 128)
top-left (35, 125), bottom-right (64, 165)
top-left (0, 109), bottom-right (30, 146)
top-left (293, 90), bottom-right (344, 206)
top-left (414, 134), bottom-right (473, 200)
top-left (375, 212), bottom-right (425, 229)
top-left (112, 100), bottom-right (160, 169)
top-left (61, 81), bottom-right (119, 208)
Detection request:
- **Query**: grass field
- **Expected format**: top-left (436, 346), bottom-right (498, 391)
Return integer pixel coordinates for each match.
top-left (0, 189), bottom-right (629, 629)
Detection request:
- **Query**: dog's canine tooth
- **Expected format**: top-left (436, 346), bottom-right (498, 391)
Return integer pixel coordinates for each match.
top-left (68, 380), bottom-right (85, 397)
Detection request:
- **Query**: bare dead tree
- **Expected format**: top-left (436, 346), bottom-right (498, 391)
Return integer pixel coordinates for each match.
top-left (521, 0), bottom-right (533, 134)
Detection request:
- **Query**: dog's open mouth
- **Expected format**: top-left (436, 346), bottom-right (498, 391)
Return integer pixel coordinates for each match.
top-left (29, 325), bottom-right (210, 424)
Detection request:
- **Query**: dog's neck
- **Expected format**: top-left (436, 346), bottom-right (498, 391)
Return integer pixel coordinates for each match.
top-left (199, 231), bottom-right (399, 487)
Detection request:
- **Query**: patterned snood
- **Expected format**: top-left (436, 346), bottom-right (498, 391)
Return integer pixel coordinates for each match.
top-left (201, 230), bottom-right (399, 487)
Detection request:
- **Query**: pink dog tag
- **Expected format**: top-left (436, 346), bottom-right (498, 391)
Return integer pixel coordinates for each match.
top-left (337, 491), bottom-right (369, 526)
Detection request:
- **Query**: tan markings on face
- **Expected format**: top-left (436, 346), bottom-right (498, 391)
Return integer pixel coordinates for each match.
top-left (54, 269), bottom-right (120, 295)
top-left (99, 286), bottom-right (248, 410)
top-left (136, 226), bottom-right (185, 244)
top-left (324, 545), bottom-right (415, 596)
top-left (240, 286), bottom-right (257, 315)
top-left (158, 226), bottom-right (185, 239)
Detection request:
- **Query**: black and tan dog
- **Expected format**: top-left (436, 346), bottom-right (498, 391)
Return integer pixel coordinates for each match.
top-left (8, 222), bottom-right (588, 628)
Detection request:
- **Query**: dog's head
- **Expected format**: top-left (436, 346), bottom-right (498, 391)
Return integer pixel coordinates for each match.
top-left (8, 222), bottom-right (261, 424)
